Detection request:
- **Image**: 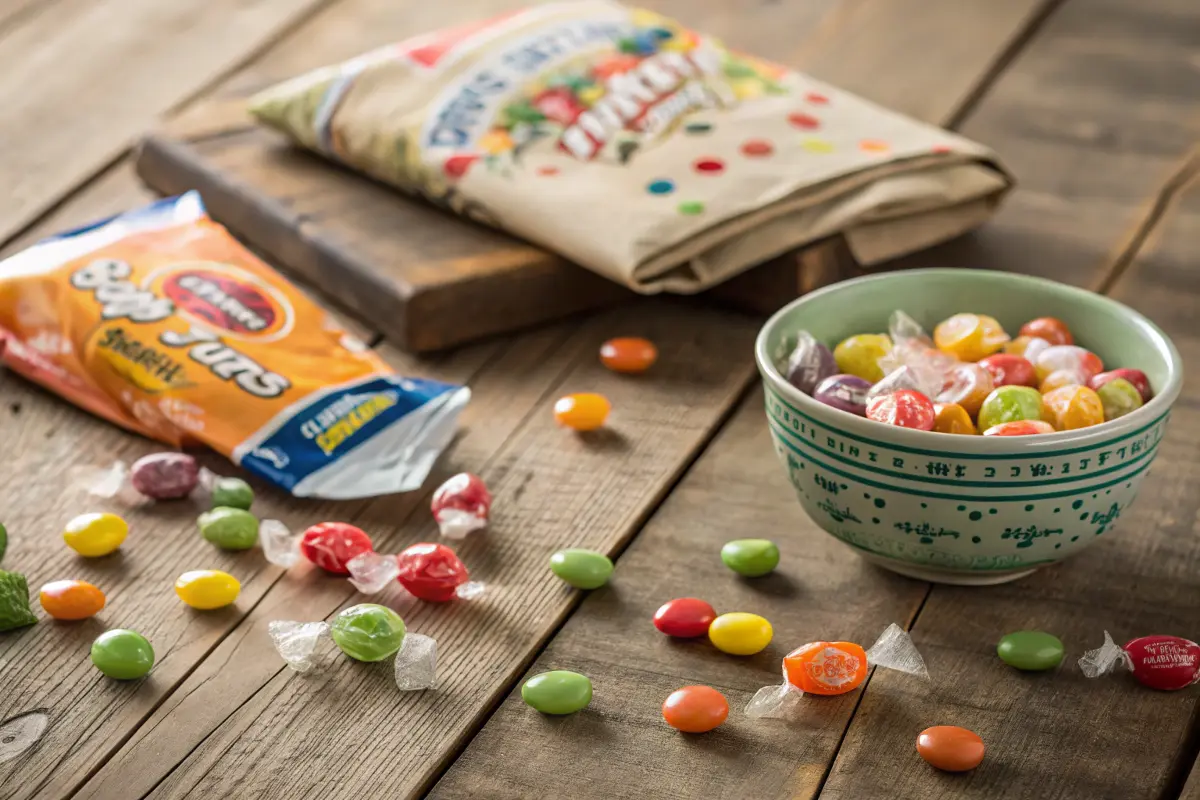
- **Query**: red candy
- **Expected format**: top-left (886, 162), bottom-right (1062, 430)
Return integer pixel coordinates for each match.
top-left (431, 473), bottom-right (492, 539)
top-left (1090, 369), bottom-right (1152, 403)
top-left (653, 597), bottom-right (717, 638)
top-left (866, 390), bottom-right (935, 431)
top-left (1125, 635), bottom-right (1200, 691)
top-left (300, 522), bottom-right (373, 574)
top-left (983, 420), bottom-right (1056, 436)
top-left (396, 542), bottom-right (469, 601)
top-left (1018, 317), bottom-right (1073, 346)
top-left (978, 354), bottom-right (1037, 388)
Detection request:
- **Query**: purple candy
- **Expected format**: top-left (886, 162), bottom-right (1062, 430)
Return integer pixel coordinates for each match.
top-left (784, 331), bottom-right (836, 395)
top-left (813, 374), bottom-right (872, 416)
top-left (130, 452), bottom-right (200, 500)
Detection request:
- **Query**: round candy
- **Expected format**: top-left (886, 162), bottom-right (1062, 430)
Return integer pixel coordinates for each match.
top-left (211, 477), bottom-right (254, 510)
top-left (813, 374), bottom-right (871, 416)
top-left (931, 402), bottom-right (977, 435)
top-left (554, 393), bottom-right (611, 431)
top-left (39, 579), bottom-right (105, 620)
top-left (1018, 317), bottom-right (1073, 346)
top-left (1042, 385), bottom-right (1104, 431)
top-left (1005, 335), bottom-right (1051, 362)
top-left (1091, 368), bottom-right (1152, 403)
top-left (1039, 368), bottom-right (1089, 394)
top-left (522, 670), bottom-right (593, 714)
top-left (867, 390), bottom-right (935, 431)
top-left (91, 629), bottom-right (155, 680)
top-left (832, 334), bottom-right (892, 382)
top-left (997, 630), bottom-right (1064, 671)
top-left (720, 539), bottom-right (780, 577)
top-left (130, 452), bottom-right (200, 500)
top-left (977, 386), bottom-right (1046, 432)
top-left (653, 598), bottom-right (717, 638)
top-left (783, 641), bottom-right (868, 695)
top-left (330, 603), bottom-right (406, 662)
top-left (198, 507), bottom-right (259, 551)
top-left (1096, 378), bottom-right (1144, 421)
top-left (983, 420), bottom-right (1056, 436)
top-left (708, 612), bottom-right (773, 656)
top-left (599, 337), bottom-right (657, 374)
top-left (917, 726), bottom-right (985, 772)
top-left (662, 686), bottom-right (729, 733)
top-left (431, 473), bottom-right (492, 539)
top-left (933, 313), bottom-right (1008, 362)
top-left (936, 363), bottom-right (994, 418)
top-left (64, 512), bottom-right (128, 557)
top-left (300, 522), bottom-right (373, 574)
top-left (397, 542), bottom-right (469, 601)
top-left (550, 548), bottom-right (614, 590)
top-left (1035, 345), bottom-right (1103, 383)
top-left (784, 333), bottom-right (836, 395)
top-left (174, 570), bottom-right (241, 610)
top-left (978, 354), bottom-right (1037, 388)
top-left (1123, 635), bottom-right (1200, 691)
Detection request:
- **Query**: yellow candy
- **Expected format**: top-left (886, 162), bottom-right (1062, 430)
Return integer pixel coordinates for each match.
top-left (833, 334), bottom-right (893, 383)
top-left (174, 570), bottom-right (241, 610)
top-left (63, 512), bottom-right (128, 557)
top-left (708, 612), bottom-right (773, 656)
top-left (933, 313), bottom-right (1009, 362)
top-left (1042, 385), bottom-right (1104, 431)
top-left (932, 402), bottom-right (978, 435)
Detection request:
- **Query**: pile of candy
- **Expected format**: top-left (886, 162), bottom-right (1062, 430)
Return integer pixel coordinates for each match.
top-left (785, 311), bottom-right (1153, 435)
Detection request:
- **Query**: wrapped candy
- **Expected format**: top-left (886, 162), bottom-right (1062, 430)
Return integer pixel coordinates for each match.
top-left (268, 604), bottom-right (438, 691)
top-left (1079, 632), bottom-right (1200, 691)
top-left (77, 452), bottom-right (211, 504)
top-left (431, 473), bottom-right (493, 540)
top-left (745, 623), bottom-right (928, 718)
top-left (866, 364), bottom-right (943, 403)
top-left (259, 520), bottom-right (374, 574)
top-left (783, 331), bottom-right (836, 395)
top-left (346, 542), bottom-right (485, 601)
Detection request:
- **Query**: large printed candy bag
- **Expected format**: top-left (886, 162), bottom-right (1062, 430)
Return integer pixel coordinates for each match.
top-left (249, 1), bottom-right (1010, 294)
top-left (0, 192), bottom-right (468, 499)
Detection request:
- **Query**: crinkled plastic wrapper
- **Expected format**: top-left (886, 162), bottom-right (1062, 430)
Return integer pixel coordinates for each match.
top-left (0, 192), bottom-right (468, 499)
top-left (249, 1), bottom-right (1012, 294)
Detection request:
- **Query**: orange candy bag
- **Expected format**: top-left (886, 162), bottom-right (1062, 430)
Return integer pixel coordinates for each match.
top-left (0, 193), bottom-right (468, 498)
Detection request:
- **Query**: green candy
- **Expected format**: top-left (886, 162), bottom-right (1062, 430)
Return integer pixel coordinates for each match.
top-left (997, 630), bottom-right (1064, 671)
top-left (978, 386), bottom-right (1046, 431)
top-left (330, 604), bottom-right (406, 662)
top-left (199, 507), bottom-right (259, 550)
top-left (549, 549), bottom-right (613, 590)
top-left (720, 539), bottom-right (780, 577)
top-left (0, 570), bottom-right (37, 632)
top-left (211, 477), bottom-right (254, 510)
top-left (1097, 378), bottom-right (1143, 421)
top-left (521, 670), bottom-right (593, 715)
top-left (91, 629), bottom-right (155, 679)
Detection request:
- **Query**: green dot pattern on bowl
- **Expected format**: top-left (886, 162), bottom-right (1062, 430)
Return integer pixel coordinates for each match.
top-left (199, 507), bottom-right (259, 550)
top-left (997, 631), bottom-right (1064, 671)
top-left (91, 629), bottom-right (155, 680)
top-left (550, 549), bottom-right (613, 590)
top-left (330, 603), bottom-right (406, 662)
top-left (522, 670), bottom-right (593, 715)
top-left (211, 477), bottom-right (254, 510)
top-left (720, 539), bottom-right (780, 577)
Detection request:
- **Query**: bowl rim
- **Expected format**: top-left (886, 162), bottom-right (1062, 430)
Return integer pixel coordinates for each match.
top-left (755, 268), bottom-right (1184, 455)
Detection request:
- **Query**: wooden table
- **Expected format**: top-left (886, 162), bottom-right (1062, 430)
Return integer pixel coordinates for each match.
top-left (2, 1), bottom-right (1199, 798)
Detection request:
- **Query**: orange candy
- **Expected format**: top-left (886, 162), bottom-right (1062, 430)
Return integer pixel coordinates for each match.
top-left (983, 420), bottom-right (1056, 436)
top-left (599, 337), bottom-right (657, 374)
top-left (935, 363), bottom-right (994, 418)
top-left (932, 402), bottom-right (977, 435)
top-left (553, 393), bottom-right (611, 431)
top-left (39, 579), bottom-right (106, 620)
top-left (661, 685), bottom-right (729, 733)
top-left (783, 641), bottom-right (869, 695)
top-left (933, 313), bottom-right (1009, 362)
top-left (1039, 369), bottom-right (1089, 394)
top-left (1019, 317), bottom-right (1073, 346)
top-left (917, 725), bottom-right (985, 772)
top-left (1042, 385), bottom-right (1104, 430)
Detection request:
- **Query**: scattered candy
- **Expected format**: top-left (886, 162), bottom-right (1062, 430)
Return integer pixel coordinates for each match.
top-left (174, 570), bottom-right (241, 610)
top-left (131, 452), bottom-right (200, 499)
top-left (784, 331), bottom-right (836, 394)
top-left (0, 571), bottom-right (37, 631)
top-left (300, 522), bottom-right (373, 574)
top-left (1080, 632), bottom-right (1200, 691)
top-left (431, 473), bottom-right (492, 540)
top-left (397, 542), bottom-right (470, 601)
top-left (91, 629), bottom-right (154, 680)
top-left (983, 420), bottom-right (1056, 436)
top-left (653, 598), bottom-right (717, 638)
top-left (1096, 378), bottom-right (1144, 421)
top-left (1090, 368), bottom-right (1152, 403)
top-left (63, 512), bottom-right (128, 557)
top-left (1042, 385), bottom-right (1104, 431)
top-left (199, 507), bottom-right (259, 551)
top-left (746, 624), bottom-right (927, 717)
top-left (833, 334), bottom-right (892, 382)
top-left (600, 337), bottom-right (658, 374)
top-left (709, 612), bottom-right (773, 656)
top-left (39, 580), bottom-right (105, 620)
top-left (550, 548), bottom-right (614, 590)
top-left (522, 670), bottom-right (593, 715)
top-left (917, 726), bottom-right (985, 772)
top-left (662, 686), bottom-right (729, 733)
top-left (978, 353), bottom-right (1037, 388)
top-left (554, 392), bottom-right (611, 431)
top-left (933, 313), bottom-right (1008, 362)
top-left (976, 386), bottom-right (1046, 432)
top-left (331, 603), bottom-right (407, 662)
top-left (1018, 317), bottom-right (1073, 346)
top-left (866, 390), bottom-right (935, 431)
top-left (997, 630), bottom-right (1064, 671)
top-left (211, 477), bottom-right (254, 510)
top-left (720, 539), bottom-right (780, 577)
top-left (931, 402), bottom-right (977, 435)
top-left (813, 374), bottom-right (871, 416)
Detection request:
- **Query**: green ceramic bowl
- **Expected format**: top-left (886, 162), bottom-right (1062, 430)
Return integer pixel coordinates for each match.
top-left (755, 269), bottom-right (1182, 585)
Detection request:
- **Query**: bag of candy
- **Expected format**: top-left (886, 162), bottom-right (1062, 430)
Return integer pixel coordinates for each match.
top-left (0, 192), bottom-right (468, 499)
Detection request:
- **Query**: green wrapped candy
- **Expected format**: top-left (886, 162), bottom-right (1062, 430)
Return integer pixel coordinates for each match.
top-left (550, 549), bottom-right (613, 590)
top-left (720, 539), bottom-right (780, 577)
top-left (91, 629), bottom-right (155, 679)
top-left (521, 670), bottom-right (593, 715)
top-left (211, 477), bottom-right (255, 510)
top-left (330, 604), bottom-right (406, 662)
top-left (977, 386), bottom-right (1046, 431)
top-left (199, 507), bottom-right (259, 550)
top-left (0, 570), bottom-right (37, 632)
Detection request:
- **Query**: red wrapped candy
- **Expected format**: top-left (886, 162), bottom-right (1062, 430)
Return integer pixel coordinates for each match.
top-left (431, 473), bottom-right (492, 540)
top-left (300, 522), bottom-right (374, 575)
top-left (397, 542), bottom-right (469, 602)
top-left (1079, 631), bottom-right (1200, 690)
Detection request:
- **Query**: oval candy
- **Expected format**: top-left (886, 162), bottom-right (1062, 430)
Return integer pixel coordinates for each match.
top-left (917, 725), bottom-right (985, 772)
top-left (662, 685), bottom-right (729, 733)
top-left (330, 603), bottom-right (406, 662)
top-left (39, 579), bottom-right (106, 621)
top-left (997, 630), bottom-right (1064, 671)
top-left (1124, 635), bottom-right (1200, 691)
top-left (175, 570), bottom-right (241, 610)
top-left (91, 629), bottom-right (155, 680)
top-left (550, 549), bottom-right (613, 590)
top-left (708, 612), bottom-right (773, 656)
top-left (654, 598), bottom-right (717, 638)
top-left (522, 670), bottom-right (593, 714)
top-left (720, 539), bottom-right (780, 577)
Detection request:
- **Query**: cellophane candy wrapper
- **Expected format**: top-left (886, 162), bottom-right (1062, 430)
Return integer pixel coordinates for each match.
top-left (248, 1), bottom-right (1010, 294)
top-left (784, 331), bottom-right (836, 395)
top-left (347, 549), bottom-right (486, 600)
top-left (74, 451), bottom-right (222, 506)
top-left (430, 473), bottom-right (493, 539)
top-left (0, 193), bottom-right (468, 499)
top-left (1079, 631), bottom-right (1200, 691)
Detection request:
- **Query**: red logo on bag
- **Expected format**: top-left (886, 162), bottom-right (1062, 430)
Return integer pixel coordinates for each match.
top-left (162, 270), bottom-right (279, 335)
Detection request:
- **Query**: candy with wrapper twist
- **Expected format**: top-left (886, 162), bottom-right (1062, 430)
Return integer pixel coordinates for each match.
top-left (344, 542), bottom-right (484, 601)
top-left (431, 473), bottom-right (492, 540)
top-left (78, 452), bottom-right (206, 504)
top-left (259, 520), bottom-right (373, 573)
top-left (745, 623), bottom-right (928, 718)
top-left (784, 331), bottom-right (836, 395)
top-left (1079, 632), bottom-right (1200, 691)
